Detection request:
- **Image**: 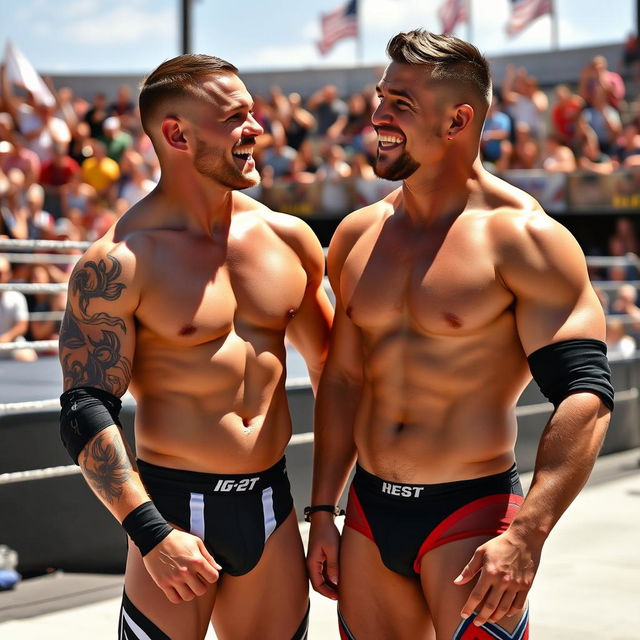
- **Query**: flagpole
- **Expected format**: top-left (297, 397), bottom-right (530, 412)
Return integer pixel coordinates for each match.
top-left (550, 0), bottom-right (559, 50)
top-left (356, 0), bottom-right (363, 66)
top-left (467, 0), bottom-right (473, 43)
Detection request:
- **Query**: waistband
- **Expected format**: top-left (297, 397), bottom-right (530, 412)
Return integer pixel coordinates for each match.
top-left (353, 463), bottom-right (520, 500)
top-left (137, 456), bottom-right (289, 495)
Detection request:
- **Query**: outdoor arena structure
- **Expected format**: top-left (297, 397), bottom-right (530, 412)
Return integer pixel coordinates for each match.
top-left (1, 38), bottom-right (640, 578)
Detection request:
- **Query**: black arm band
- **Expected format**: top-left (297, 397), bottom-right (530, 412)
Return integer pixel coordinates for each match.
top-left (303, 505), bottom-right (345, 522)
top-left (122, 501), bottom-right (173, 557)
top-left (527, 338), bottom-right (614, 411)
top-left (59, 386), bottom-right (123, 464)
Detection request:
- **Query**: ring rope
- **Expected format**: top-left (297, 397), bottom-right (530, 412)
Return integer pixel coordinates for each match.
top-left (0, 252), bottom-right (81, 265)
top-left (0, 239), bottom-right (91, 251)
top-left (1, 389), bottom-right (636, 485)
top-left (0, 282), bottom-right (67, 293)
top-left (0, 340), bottom-right (58, 352)
top-left (28, 311), bottom-right (65, 321)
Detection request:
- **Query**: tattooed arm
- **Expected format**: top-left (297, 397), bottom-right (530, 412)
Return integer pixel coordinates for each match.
top-left (59, 242), bottom-right (220, 601)
top-left (59, 243), bottom-right (146, 517)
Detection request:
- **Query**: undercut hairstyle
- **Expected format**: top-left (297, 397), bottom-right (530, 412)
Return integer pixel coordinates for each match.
top-left (139, 54), bottom-right (238, 140)
top-left (387, 30), bottom-right (491, 110)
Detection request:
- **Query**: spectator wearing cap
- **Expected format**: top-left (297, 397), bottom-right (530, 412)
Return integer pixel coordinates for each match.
top-left (81, 139), bottom-right (120, 202)
top-left (100, 116), bottom-right (132, 163)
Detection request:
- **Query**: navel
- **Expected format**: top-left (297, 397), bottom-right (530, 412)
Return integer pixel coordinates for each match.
top-left (443, 312), bottom-right (463, 329)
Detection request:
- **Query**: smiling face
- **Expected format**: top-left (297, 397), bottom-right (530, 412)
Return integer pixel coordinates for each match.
top-left (180, 73), bottom-right (264, 190)
top-left (372, 62), bottom-right (451, 181)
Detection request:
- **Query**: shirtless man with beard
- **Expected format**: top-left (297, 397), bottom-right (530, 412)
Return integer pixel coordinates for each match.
top-left (306, 30), bottom-right (612, 640)
top-left (58, 54), bottom-right (332, 640)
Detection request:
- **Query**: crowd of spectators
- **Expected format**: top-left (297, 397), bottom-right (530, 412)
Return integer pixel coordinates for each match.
top-left (0, 47), bottom-right (640, 360)
top-left (481, 56), bottom-right (640, 174)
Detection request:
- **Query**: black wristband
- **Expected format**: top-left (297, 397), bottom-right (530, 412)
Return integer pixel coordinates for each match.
top-left (303, 504), bottom-right (345, 522)
top-left (122, 501), bottom-right (173, 556)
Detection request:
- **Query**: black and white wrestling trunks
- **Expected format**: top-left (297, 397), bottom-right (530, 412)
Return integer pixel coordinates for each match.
top-left (137, 456), bottom-right (294, 576)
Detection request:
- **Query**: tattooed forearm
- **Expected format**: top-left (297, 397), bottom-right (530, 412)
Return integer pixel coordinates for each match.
top-left (80, 432), bottom-right (133, 505)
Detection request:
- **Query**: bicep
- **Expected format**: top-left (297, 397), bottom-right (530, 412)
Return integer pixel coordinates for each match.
top-left (59, 252), bottom-right (136, 396)
top-left (286, 278), bottom-right (333, 368)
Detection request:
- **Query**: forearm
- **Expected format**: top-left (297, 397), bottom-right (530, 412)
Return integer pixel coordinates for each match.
top-left (311, 375), bottom-right (360, 505)
top-left (509, 393), bottom-right (609, 543)
top-left (78, 424), bottom-right (150, 523)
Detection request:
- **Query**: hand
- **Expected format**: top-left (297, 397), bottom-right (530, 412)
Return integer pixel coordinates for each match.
top-left (142, 529), bottom-right (221, 604)
top-left (306, 515), bottom-right (341, 600)
top-left (454, 531), bottom-right (542, 626)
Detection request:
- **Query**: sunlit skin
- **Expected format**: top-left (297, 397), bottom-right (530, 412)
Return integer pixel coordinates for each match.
top-left (60, 71), bottom-right (332, 639)
top-left (307, 61), bottom-right (609, 640)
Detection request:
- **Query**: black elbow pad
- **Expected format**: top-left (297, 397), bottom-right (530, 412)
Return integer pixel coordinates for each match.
top-left (59, 387), bottom-right (123, 464)
top-left (527, 338), bottom-right (614, 411)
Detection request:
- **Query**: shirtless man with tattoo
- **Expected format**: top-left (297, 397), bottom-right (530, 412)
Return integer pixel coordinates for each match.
top-left (58, 54), bottom-right (332, 640)
top-left (306, 31), bottom-right (613, 639)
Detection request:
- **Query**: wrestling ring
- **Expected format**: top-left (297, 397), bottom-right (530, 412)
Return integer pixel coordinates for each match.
top-left (0, 237), bottom-right (639, 576)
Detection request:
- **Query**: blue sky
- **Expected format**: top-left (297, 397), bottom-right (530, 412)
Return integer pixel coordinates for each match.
top-left (0, 0), bottom-right (635, 74)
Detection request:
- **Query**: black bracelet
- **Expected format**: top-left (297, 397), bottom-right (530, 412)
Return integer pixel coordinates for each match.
top-left (303, 504), bottom-right (346, 522)
top-left (122, 501), bottom-right (173, 556)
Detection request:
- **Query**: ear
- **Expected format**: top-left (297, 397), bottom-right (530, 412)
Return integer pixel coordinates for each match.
top-left (160, 117), bottom-right (189, 151)
top-left (446, 104), bottom-right (474, 140)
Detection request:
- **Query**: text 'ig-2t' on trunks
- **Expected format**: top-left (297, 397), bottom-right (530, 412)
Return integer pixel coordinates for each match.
top-left (137, 456), bottom-right (293, 576)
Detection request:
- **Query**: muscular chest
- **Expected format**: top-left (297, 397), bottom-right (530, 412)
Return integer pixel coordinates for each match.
top-left (342, 217), bottom-right (510, 335)
top-left (137, 235), bottom-right (307, 345)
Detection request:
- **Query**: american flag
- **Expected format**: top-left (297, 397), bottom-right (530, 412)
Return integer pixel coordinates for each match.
top-left (317, 0), bottom-right (359, 56)
top-left (438, 0), bottom-right (468, 35)
top-left (506, 0), bottom-right (553, 37)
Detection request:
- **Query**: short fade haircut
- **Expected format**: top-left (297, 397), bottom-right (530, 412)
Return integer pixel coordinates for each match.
top-left (139, 54), bottom-right (238, 139)
top-left (386, 30), bottom-right (491, 109)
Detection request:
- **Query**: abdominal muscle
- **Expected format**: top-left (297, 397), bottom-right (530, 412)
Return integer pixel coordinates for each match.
top-left (129, 331), bottom-right (293, 474)
top-left (353, 329), bottom-right (532, 484)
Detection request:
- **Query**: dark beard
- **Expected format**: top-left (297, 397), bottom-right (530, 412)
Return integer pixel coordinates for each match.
top-left (193, 137), bottom-right (259, 190)
top-left (374, 149), bottom-right (420, 181)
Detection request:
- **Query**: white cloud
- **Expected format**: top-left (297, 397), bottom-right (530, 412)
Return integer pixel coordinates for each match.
top-left (62, 5), bottom-right (174, 46)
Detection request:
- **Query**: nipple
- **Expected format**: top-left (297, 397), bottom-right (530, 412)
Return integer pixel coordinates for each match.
top-left (179, 324), bottom-right (197, 336)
